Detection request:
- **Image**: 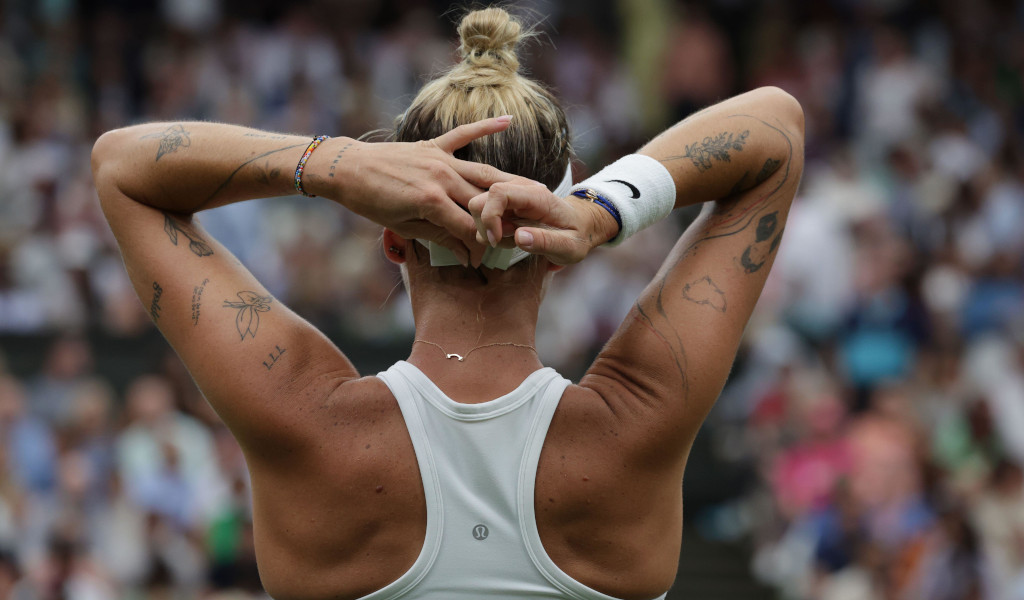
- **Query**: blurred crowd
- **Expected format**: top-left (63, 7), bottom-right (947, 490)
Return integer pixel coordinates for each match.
top-left (0, 0), bottom-right (1023, 598)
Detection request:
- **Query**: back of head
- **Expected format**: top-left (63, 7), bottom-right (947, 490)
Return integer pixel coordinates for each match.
top-left (396, 7), bottom-right (571, 190)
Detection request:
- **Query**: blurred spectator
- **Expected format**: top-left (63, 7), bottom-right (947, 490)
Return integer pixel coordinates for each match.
top-left (0, 0), bottom-right (1022, 597)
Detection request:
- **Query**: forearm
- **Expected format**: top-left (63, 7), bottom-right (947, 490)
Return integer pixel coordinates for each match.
top-left (639, 86), bottom-right (804, 209)
top-left (91, 122), bottom-right (348, 213)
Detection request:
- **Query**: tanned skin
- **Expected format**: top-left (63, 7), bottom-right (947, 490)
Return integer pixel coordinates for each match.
top-left (93, 87), bottom-right (803, 600)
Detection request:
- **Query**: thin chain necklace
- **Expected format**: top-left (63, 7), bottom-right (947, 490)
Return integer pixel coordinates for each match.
top-left (413, 339), bottom-right (537, 362)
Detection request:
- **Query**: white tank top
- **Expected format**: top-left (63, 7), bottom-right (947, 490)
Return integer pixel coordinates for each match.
top-left (367, 361), bottom-right (668, 600)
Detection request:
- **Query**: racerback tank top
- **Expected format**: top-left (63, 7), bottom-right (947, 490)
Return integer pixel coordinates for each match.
top-left (365, 361), bottom-right (667, 600)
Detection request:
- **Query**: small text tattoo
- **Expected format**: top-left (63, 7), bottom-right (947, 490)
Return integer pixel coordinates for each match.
top-left (681, 276), bottom-right (727, 312)
top-left (223, 291), bottom-right (272, 340)
top-left (191, 278), bottom-right (209, 326)
top-left (755, 158), bottom-right (782, 184)
top-left (163, 213), bottom-right (214, 257)
top-left (328, 143), bottom-right (353, 179)
top-left (242, 132), bottom-right (288, 140)
top-left (150, 281), bottom-right (164, 322)
top-left (141, 124), bottom-right (191, 161)
top-left (262, 345), bottom-right (287, 370)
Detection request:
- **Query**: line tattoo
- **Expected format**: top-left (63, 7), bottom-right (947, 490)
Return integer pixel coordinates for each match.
top-left (223, 291), bottom-right (272, 341)
top-left (681, 276), bottom-right (727, 312)
top-left (262, 345), bottom-right (287, 370)
top-left (662, 130), bottom-right (750, 172)
top-left (149, 281), bottom-right (164, 322)
top-left (141, 124), bottom-right (191, 161)
top-left (328, 143), bottom-right (353, 179)
top-left (201, 143), bottom-right (305, 206)
top-left (191, 278), bottom-right (209, 326)
top-left (163, 213), bottom-right (214, 257)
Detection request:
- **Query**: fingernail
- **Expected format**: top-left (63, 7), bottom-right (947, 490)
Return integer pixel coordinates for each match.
top-left (517, 230), bottom-right (534, 248)
top-left (496, 115), bottom-right (513, 123)
top-left (459, 252), bottom-right (469, 268)
top-left (486, 230), bottom-right (497, 247)
top-left (476, 231), bottom-right (487, 245)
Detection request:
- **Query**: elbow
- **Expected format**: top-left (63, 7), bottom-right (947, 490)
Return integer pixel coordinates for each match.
top-left (91, 128), bottom-right (123, 183)
top-left (754, 86), bottom-right (805, 142)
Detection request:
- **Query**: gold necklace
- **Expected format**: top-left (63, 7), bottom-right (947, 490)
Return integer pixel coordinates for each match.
top-left (413, 339), bottom-right (537, 362)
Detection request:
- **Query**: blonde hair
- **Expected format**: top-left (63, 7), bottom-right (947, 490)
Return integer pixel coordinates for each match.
top-left (395, 7), bottom-right (572, 189)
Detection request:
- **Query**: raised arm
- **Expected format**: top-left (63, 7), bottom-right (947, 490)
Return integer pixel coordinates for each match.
top-left (587, 87), bottom-right (804, 450)
top-left (91, 118), bottom-right (515, 456)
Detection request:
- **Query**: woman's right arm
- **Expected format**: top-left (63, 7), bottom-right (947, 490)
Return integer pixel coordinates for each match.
top-left (586, 86), bottom-right (804, 458)
top-left (472, 86), bottom-right (804, 456)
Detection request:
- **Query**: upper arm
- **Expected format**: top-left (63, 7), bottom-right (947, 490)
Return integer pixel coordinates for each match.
top-left (95, 177), bottom-right (358, 455)
top-left (582, 107), bottom-right (804, 453)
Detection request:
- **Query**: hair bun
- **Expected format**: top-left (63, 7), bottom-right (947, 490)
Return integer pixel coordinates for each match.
top-left (457, 7), bottom-right (523, 72)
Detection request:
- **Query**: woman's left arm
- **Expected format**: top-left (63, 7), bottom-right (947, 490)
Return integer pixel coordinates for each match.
top-left (91, 118), bottom-right (513, 457)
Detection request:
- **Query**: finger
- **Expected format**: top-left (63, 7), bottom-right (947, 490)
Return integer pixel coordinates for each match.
top-left (420, 193), bottom-right (481, 250)
top-left (433, 115), bottom-right (513, 153)
top-left (479, 183), bottom-right (569, 246)
top-left (448, 157), bottom-right (520, 189)
top-left (514, 227), bottom-right (588, 266)
top-left (399, 222), bottom-right (470, 267)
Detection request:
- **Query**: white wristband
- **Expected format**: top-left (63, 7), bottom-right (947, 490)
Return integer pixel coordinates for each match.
top-left (571, 154), bottom-right (676, 246)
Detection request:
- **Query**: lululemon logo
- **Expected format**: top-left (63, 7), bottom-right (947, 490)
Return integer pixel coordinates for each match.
top-left (472, 524), bottom-right (489, 540)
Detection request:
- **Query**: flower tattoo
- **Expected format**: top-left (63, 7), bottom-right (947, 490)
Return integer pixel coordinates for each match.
top-left (223, 291), bottom-right (272, 340)
top-left (163, 213), bottom-right (214, 257)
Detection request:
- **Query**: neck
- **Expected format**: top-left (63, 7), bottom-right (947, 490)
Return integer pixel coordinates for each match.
top-left (406, 275), bottom-right (545, 385)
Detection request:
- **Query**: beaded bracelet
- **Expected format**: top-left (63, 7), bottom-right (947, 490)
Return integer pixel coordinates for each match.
top-left (294, 135), bottom-right (330, 197)
top-left (571, 188), bottom-right (623, 241)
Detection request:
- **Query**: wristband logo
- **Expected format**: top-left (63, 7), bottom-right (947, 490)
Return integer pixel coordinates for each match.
top-left (606, 179), bottom-right (641, 199)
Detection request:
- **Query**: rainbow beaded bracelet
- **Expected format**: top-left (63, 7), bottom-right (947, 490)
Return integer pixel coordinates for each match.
top-left (294, 135), bottom-right (330, 197)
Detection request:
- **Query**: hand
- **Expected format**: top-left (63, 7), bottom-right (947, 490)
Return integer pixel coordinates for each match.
top-left (309, 116), bottom-right (520, 266)
top-left (467, 181), bottom-right (620, 265)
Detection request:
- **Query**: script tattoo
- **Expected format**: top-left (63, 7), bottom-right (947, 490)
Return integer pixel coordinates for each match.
top-left (223, 291), bottom-right (272, 341)
top-left (191, 278), bottom-right (209, 326)
top-left (682, 276), bottom-right (727, 312)
top-left (242, 132), bottom-right (288, 140)
top-left (662, 130), bottom-right (750, 172)
top-left (149, 281), bottom-right (164, 322)
top-left (141, 124), bottom-right (191, 161)
top-left (163, 213), bottom-right (214, 257)
top-left (262, 345), bottom-right (286, 371)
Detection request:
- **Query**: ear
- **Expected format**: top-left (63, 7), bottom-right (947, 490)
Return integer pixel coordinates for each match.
top-left (382, 229), bottom-right (409, 265)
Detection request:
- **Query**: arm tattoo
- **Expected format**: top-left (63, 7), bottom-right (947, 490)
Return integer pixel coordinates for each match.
top-left (242, 132), bottom-right (288, 140)
top-left (191, 278), bottom-right (209, 326)
top-left (149, 281), bottom-right (164, 322)
top-left (201, 143), bottom-right (305, 207)
top-left (262, 345), bottom-right (287, 370)
top-left (253, 160), bottom-right (281, 187)
top-left (141, 124), bottom-right (191, 162)
top-left (223, 291), bottom-right (272, 340)
top-left (163, 213), bottom-right (214, 257)
top-left (755, 158), bottom-right (782, 184)
top-left (661, 130), bottom-right (750, 172)
top-left (328, 143), bottom-right (353, 179)
top-left (681, 276), bottom-right (727, 312)
top-left (739, 213), bottom-right (783, 273)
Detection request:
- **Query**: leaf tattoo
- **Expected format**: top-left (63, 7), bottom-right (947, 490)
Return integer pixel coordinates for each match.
top-left (662, 130), bottom-right (751, 172)
top-left (223, 291), bottom-right (272, 341)
top-left (163, 213), bottom-right (214, 257)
